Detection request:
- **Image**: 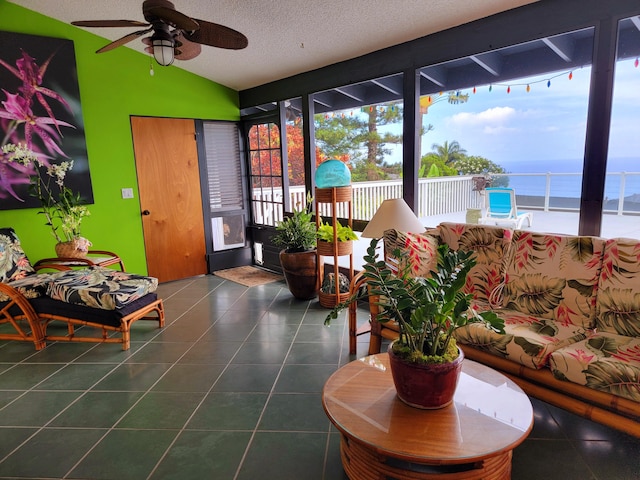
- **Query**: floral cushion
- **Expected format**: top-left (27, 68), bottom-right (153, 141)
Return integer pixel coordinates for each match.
top-left (501, 231), bottom-right (605, 329)
top-left (45, 268), bottom-right (158, 310)
top-left (383, 228), bottom-right (439, 277)
top-left (549, 332), bottom-right (640, 402)
top-left (438, 222), bottom-right (513, 305)
top-left (595, 238), bottom-right (640, 336)
top-left (0, 274), bottom-right (52, 302)
top-left (0, 228), bottom-right (35, 283)
top-left (455, 305), bottom-right (590, 369)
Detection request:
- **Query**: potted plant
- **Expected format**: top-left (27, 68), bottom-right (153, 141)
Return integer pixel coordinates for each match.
top-left (272, 193), bottom-right (320, 300)
top-left (326, 238), bottom-right (504, 408)
top-left (2, 143), bottom-right (91, 258)
top-left (316, 219), bottom-right (357, 256)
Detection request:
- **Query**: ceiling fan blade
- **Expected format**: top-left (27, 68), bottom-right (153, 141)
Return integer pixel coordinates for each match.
top-left (145, 5), bottom-right (199, 31)
top-left (96, 27), bottom-right (153, 53)
top-left (174, 33), bottom-right (202, 60)
top-left (72, 20), bottom-right (150, 28)
top-left (184, 19), bottom-right (248, 50)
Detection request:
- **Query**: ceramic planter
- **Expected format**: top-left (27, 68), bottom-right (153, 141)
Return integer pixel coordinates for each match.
top-left (388, 343), bottom-right (464, 409)
top-left (279, 249), bottom-right (320, 300)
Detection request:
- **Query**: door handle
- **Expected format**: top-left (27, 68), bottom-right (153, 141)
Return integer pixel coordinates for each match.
top-left (141, 210), bottom-right (150, 216)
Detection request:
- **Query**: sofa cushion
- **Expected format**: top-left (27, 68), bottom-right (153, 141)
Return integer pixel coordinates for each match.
top-left (595, 238), bottom-right (640, 336)
top-left (45, 268), bottom-right (158, 310)
top-left (0, 228), bottom-right (35, 283)
top-left (501, 231), bottom-right (605, 329)
top-left (455, 305), bottom-right (590, 369)
top-left (549, 332), bottom-right (640, 402)
top-left (0, 274), bottom-right (52, 302)
top-left (383, 228), bottom-right (439, 277)
top-left (438, 222), bottom-right (513, 305)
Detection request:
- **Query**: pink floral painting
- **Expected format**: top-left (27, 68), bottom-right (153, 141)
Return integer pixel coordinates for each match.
top-left (0, 31), bottom-right (92, 210)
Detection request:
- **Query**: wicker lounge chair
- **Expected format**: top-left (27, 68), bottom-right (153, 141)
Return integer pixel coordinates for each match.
top-left (0, 227), bottom-right (164, 350)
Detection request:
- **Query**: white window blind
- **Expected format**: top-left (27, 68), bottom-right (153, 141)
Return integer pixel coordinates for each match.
top-left (202, 122), bottom-right (243, 212)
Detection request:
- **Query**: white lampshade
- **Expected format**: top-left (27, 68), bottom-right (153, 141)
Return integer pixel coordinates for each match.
top-left (361, 198), bottom-right (425, 238)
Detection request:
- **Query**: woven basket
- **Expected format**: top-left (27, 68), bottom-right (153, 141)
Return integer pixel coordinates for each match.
top-left (317, 240), bottom-right (353, 256)
top-left (55, 238), bottom-right (91, 259)
top-left (319, 291), bottom-right (350, 308)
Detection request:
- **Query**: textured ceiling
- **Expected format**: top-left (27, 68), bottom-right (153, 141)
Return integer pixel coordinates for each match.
top-left (10, 0), bottom-right (538, 91)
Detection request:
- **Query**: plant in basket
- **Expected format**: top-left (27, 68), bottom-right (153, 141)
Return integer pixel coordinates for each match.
top-left (2, 143), bottom-right (91, 257)
top-left (325, 238), bottom-right (504, 408)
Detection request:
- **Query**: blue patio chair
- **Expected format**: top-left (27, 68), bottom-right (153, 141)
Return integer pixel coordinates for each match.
top-left (479, 187), bottom-right (533, 229)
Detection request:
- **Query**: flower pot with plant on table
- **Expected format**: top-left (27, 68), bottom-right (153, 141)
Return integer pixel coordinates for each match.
top-left (2, 143), bottom-right (91, 258)
top-left (326, 238), bottom-right (504, 409)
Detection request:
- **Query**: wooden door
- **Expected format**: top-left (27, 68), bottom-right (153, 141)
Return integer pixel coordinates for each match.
top-left (131, 116), bottom-right (207, 282)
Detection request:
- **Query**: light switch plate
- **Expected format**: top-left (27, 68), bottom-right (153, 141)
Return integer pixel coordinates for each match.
top-left (121, 188), bottom-right (134, 199)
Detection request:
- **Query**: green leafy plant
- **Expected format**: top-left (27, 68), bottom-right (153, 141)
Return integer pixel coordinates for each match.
top-left (272, 192), bottom-right (317, 252)
top-left (325, 238), bottom-right (504, 363)
top-left (317, 219), bottom-right (358, 242)
top-left (2, 143), bottom-right (90, 243)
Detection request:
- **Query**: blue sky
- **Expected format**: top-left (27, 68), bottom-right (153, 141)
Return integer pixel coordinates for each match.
top-left (379, 57), bottom-right (639, 173)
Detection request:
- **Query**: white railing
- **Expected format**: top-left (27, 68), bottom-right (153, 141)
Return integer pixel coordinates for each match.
top-left (253, 171), bottom-right (640, 225)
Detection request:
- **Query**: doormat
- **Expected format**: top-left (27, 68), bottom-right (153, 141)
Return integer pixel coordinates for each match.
top-left (214, 266), bottom-right (283, 287)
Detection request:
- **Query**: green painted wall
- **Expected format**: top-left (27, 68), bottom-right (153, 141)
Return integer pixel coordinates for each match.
top-left (0, 1), bottom-right (239, 274)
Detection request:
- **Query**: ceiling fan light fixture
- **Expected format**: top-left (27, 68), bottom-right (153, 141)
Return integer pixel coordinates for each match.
top-left (151, 32), bottom-right (174, 66)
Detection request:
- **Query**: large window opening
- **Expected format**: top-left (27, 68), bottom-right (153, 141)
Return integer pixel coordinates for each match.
top-left (603, 16), bottom-right (640, 239)
top-left (416, 27), bottom-right (595, 234)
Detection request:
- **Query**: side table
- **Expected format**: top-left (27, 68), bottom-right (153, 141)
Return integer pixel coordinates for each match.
top-left (34, 250), bottom-right (125, 272)
top-left (322, 354), bottom-right (533, 479)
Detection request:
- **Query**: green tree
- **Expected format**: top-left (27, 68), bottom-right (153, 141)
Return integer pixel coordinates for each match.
top-left (315, 103), bottom-right (403, 182)
top-left (431, 140), bottom-right (467, 166)
top-left (453, 155), bottom-right (509, 187)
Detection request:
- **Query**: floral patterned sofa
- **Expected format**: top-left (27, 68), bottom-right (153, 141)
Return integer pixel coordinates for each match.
top-left (376, 222), bottom-right (640, 437)
top-left (0, 227), bottom-right (165, 350)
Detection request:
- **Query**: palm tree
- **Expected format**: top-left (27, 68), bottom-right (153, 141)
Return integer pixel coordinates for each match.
top-left (431, 140), bottom-right (467, 166)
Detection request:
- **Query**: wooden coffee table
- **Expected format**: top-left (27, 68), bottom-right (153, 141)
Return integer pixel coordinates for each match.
top-left (322, 353), bottom-right (533, 480)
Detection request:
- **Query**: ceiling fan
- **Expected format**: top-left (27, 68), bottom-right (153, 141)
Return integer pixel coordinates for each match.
top-left (71, 0), bottom-right (248, 66)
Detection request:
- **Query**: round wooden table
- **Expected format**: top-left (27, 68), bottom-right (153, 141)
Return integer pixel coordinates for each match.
top-left (322, 354), bottom-right (533, 480)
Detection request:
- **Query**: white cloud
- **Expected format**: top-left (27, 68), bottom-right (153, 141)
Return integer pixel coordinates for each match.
top-left (449, 106), bottom-right (516, 127)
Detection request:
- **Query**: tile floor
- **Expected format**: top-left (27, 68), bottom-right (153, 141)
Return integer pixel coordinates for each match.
top-left (0, 274), bottom-right (638, 479)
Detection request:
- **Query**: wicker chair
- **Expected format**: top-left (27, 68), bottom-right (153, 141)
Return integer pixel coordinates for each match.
top-left (0, 227), bottom-right (164, 350)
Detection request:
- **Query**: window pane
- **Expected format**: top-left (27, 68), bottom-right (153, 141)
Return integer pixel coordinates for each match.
top-left (416, 28), bottom-right (594, 235)
top-left (602, 17), bottom-right (640, 239)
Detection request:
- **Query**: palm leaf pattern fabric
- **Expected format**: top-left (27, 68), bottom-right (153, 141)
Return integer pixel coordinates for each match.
top-left (438, 222), bottom-right (512, 304)
top-left (0, 228), bottom-right (35, 283)
top-left (502, 231), bottom-right (604, 329)
top-left (45, 268), bottom-right (158, 310)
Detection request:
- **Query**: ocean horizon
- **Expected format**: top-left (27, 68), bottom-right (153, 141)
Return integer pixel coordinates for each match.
top-left (497, 157), bottom-right (640, 200)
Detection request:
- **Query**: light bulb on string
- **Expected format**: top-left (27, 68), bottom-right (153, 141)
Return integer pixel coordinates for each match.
top-left (568, 71), bottom-right (573, 80)
top-left (526, 85), bottom-right (531, 93)
top-left (507, 86), bottom-right (511, 94)
top-left (473, 87), bottom-right (476, 94)
top-left (547, 80), bottom-right (551, 88)
top-left (489, 85), bottom-right (492, 92)
top-left (635, 58), bottom-right (639, 68)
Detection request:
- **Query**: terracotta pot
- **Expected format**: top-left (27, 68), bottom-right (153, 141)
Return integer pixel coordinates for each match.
top-left (388, 343), bottom-right (464, 409)
top-left (279, 249), bottom-right (320, 300)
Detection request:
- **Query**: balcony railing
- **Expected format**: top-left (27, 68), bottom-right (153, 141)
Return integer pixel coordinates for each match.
top-left (253, 171), bottom-right (640, 225)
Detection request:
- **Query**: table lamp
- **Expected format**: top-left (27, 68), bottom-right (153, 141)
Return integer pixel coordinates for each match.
top-left (361, 198), bottom-right (425, 239)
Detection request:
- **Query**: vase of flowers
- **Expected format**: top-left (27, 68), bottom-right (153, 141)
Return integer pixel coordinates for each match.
top-left (2, 143), bottom-right (91, 258)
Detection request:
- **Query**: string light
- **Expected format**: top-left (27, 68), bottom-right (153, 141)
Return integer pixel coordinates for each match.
top-left (635, 58), bottom-right (639, 68)
top-left (526, 85), bottom-right (531, 93)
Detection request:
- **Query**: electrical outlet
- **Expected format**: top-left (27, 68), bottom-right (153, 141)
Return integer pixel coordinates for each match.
top-left (121, 188), bottom-right (134, 199)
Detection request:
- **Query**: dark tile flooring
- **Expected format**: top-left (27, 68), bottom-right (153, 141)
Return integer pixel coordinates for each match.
top-left (0, 274), bottom-right (639, 479)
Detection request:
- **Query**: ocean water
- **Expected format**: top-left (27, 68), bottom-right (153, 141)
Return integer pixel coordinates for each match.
top-left (497, 158), bottom-right (640, 200)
